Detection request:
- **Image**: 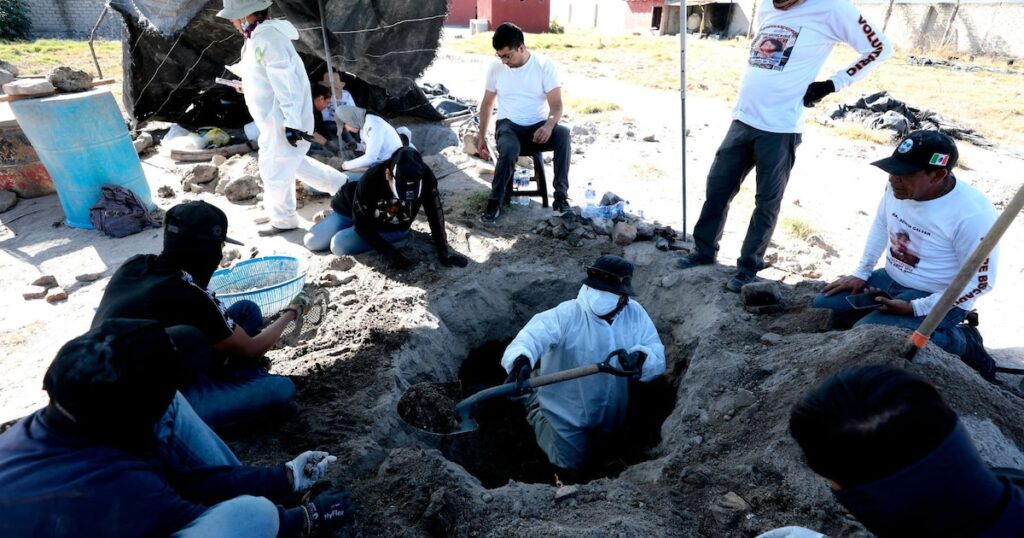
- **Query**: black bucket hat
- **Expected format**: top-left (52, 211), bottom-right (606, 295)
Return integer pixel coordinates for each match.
top-left (583, 255), bottom-right (636, 296)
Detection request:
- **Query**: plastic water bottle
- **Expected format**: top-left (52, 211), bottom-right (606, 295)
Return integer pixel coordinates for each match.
top-left (582, 182), bottom-right (598, 218)
top-left (513, 168), bottom-right (530, 206)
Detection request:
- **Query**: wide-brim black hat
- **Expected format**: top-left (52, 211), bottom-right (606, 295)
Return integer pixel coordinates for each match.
top-left (582, 255), bottom-right (636, 296)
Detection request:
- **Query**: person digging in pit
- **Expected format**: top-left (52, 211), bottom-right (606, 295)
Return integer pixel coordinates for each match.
top-left (812, 131), bottom-right (1001, 382)
top-left (0, 319), bottom-right (355, 538)
top-left (92, 201), bottom-right (308, 430)
top-left (501, 255), bottom-right (666, 474)
top-left (304, 146), bottom-right (469, 270)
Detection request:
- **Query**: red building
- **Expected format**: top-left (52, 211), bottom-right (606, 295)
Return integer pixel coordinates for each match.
top-left (477, 0), bottom-right (551, 34)
top-left (447, 0), bottom-right (477, 25)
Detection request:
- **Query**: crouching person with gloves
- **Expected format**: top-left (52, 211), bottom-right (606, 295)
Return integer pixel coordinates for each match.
top-left (0, 320), bottom-right (355, 537)
top-left (501, 255), bottom-right (666, 472)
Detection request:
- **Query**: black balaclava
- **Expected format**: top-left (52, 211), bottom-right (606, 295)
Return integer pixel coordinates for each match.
top-left (160, 236), bottom-right (223, 289)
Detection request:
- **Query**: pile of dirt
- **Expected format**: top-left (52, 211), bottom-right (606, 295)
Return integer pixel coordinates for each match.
top-left (397, 381), bottom-right (461, 434)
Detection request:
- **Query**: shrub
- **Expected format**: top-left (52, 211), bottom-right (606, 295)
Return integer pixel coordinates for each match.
top-left (549, 20), bottom-right (565, 34)
top-left (0, 0), bottom-right (32, 41)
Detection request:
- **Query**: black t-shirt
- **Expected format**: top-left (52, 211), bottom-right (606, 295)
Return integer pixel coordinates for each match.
top-left (92, 254), bottom-right (235, 345)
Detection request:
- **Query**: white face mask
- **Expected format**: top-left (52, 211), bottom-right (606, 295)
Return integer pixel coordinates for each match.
top-left (583, 286), bottom-right (624, 317)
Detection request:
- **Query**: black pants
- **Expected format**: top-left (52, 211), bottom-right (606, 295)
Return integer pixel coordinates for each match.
top-left (692, 120), bottom-right (801, 274)
top-left (491, 119), bottom-right (570, 203)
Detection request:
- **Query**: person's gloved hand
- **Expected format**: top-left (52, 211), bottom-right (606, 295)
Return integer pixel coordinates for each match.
top-left (304, 487), bottom-right (356, 533)
top-left (802, 80), bottom-right (836, 107)
top-left (438, 250), bottom-right (469, 268)
top-left (285, 450), bottom-right (337, 492)
top-left (384, 250), bottom-right (413, 270)
top-left (284, 127), bottom-right (313, 147)
top-left (504, 355), bottom-right (533, 390)
top-left (286, 291), bottom-right (311, 318)
top-left (620, 350), bottom-right (647, 377)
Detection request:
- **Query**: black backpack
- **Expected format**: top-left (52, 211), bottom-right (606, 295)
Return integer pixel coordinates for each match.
top-left (89, 184), bottom-right (159, 238)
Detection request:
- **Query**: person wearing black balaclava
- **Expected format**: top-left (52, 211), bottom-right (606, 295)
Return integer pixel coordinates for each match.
top-left (758, 365), bottom-right (1024, 538)
top-left (0, 319), bottom-right (355, 537)
top-left (304, 146), bottom-right (469, 270)
top-left (92, 201), bottom-right (305, 430)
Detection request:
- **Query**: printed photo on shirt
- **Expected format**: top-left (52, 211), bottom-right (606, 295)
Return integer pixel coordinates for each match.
top-left (749, 25), bottom-right (799, 71)
top-left (888, 230), bottom-right (921, 269)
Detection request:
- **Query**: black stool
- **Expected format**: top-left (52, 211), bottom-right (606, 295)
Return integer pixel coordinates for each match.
top-left (502, 151), bottom-right (549, 208)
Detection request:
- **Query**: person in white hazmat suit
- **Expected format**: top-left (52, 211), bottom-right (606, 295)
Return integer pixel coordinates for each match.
top-left (501, 255), bottom-right (666, 471)
top-left (218, 0), bottom-right (349, 234)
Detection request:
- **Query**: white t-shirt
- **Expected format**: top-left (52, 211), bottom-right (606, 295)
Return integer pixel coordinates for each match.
top-left (485, 52), bottom-right (561, 126)
top-left (853, 178), bottom-right (999, 316)
top-left (734, 0), bottom-right (892, 133)
top-left (342, 114), bottom-right (403, 170)
top-left (322, 90), bottom-right (356, 122)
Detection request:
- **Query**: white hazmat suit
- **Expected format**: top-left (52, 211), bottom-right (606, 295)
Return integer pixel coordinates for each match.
top-left (501, 285), bottom-right (666, 469)
top-left (227, 19), bottom-right (348, 229)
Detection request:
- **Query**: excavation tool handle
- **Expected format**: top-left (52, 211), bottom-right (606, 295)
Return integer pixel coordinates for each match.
top-left (905, 183), bottom-right (1024, 357)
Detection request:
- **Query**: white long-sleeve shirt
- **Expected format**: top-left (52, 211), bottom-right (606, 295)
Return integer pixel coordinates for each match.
top-left (342, 114), bottom-right (403, 170)
top-left (853, 179), bottom-right (999, 317)
top-left (735, 0), bottom-right (892, 133)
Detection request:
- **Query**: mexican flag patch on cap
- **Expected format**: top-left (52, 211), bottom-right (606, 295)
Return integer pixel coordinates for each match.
top-left (929, 153), bottom-right (949, 166)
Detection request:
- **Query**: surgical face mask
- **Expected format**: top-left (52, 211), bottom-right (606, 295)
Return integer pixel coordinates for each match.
top-left (583, 286), bottom-right (624, 317)
top-left (773, 0), bottom-right (807, 10)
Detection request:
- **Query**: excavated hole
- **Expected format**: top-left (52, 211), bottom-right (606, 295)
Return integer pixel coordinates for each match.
top-left (438, 339), bottom-right (678, 488)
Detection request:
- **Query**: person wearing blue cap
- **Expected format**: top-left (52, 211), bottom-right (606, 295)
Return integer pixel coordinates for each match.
top-left (500, 255), bottom-right (666, 472)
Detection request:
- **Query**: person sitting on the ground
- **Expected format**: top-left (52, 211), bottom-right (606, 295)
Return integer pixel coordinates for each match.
top-left (0, 319), bottom-right (355, 538)
top-left (304, 146), bottom-right (469, 270)
top-left (315, 71), bottom-right (356, 124)
top-left (476, 22), bottom-right (572, 223)
top-left (500, 255), bottom-right (666, 471)
top-left (92, 201), bottom-right (308, 429)
top-left (311, 83), bottom-right (338, 143)
top-left (811, 131), bottom-right (1000, 381)
top-left (334, 104), bottom-right (403, 181)
top-left (774, 365), bottom-right (1024, 537)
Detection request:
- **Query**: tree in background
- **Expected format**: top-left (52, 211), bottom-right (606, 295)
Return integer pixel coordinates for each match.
top-left (0, 0), bottom-right (32, 41)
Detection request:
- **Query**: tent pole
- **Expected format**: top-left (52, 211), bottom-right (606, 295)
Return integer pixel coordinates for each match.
top-left (679, 3), bottom-right (687, 237)
top-left (318, 0), bottom-right (338, 103)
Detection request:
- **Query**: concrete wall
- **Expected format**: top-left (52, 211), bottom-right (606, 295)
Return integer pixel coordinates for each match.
top-left (857, 1), bottom-right (1024, 57)
top-left (551, 0), bottom-right (669, 34)
top-left (479, 0), bottom-right (551, 33)
top-left (27, 0), bottom-right (121, 39)
top-left (447, 0), bottom-right (477, 25)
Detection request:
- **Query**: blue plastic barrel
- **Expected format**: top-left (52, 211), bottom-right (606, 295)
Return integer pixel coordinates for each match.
top-left (10, 89), bottom-right (153, 229)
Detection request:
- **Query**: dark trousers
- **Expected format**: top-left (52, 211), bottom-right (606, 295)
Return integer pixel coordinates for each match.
top-left (692, 120), bottom-right (801, 274)
top-left (491, 119), bottom-right (570, 203)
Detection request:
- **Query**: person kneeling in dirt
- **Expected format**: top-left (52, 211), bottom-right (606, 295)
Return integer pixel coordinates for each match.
top-left (0, 320), bottom-right (355, 538)
top-left (92, 201), bottom-right (306, 430)
top-left (334, 104), bottom-right (404, 182)
top-left (304, 146), bottom-right (469, 270)
top-left (812, 131), bottom-right (1000, 382)
top-left (762, 365), bottom-right (1024, 537)
top-left (501, 255), bottom-right (666, 472)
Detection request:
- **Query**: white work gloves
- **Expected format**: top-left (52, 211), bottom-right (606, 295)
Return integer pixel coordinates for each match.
top-left (285, 450), bottom-right (337, 492)
top-left (755, 526), bottom-right (826, 538)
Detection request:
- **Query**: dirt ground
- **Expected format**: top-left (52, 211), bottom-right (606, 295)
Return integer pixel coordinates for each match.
top-left (2, 30), bottom-right (1024, 537)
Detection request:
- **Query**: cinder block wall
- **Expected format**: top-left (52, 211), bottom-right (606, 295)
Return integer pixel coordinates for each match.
top-left (27, 0), bottom-right (122, 39)
top-left (857, 2), bottom-right (1024, 57)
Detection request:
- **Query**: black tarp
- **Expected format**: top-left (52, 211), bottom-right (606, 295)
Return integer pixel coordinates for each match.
top-left (108, 0), bottom-right (447, 126)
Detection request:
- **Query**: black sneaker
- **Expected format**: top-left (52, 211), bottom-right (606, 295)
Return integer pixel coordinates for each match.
top-left (675, 251), bottom-right (715, 270)
top-left (725, 271), bottom-right (756, 293)
top-left (552, 197), bottom-right (571, 213)
top-left (479, 200), bottom-right (500, 224)
top-left (960, 325), bottom-right (997, 382)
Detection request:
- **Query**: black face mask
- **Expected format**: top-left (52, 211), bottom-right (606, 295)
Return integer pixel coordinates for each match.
top-left (160, 237), bottom-right (223, 289)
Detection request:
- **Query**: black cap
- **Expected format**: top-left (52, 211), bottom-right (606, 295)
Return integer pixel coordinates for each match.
top-left (871, 130), bottom-right (958, 176)
top-left (165, 201), bottom-right (243, 245)
top-left (390, 148), bottom-right (425, 202)
top-left (582, 255), bottom-right (636, 296)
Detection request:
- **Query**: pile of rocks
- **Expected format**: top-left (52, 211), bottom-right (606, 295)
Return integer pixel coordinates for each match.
top-left (21, 270), bottom-right (105, 303)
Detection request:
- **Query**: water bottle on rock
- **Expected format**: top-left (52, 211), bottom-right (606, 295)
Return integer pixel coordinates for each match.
top-left (582, 182), bottom-right (598, 218)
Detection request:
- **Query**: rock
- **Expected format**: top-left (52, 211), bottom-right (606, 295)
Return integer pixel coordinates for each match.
top-left (75, 271), bottom-right (106, 282)
top-left (181, 179), bottom-right (194, 192)
top-left (661, 273), bottom-right (681, 288)
top-left (623, 242), bottom-right (657, 267)
top-left (220, 248), bottom-right (241, 268)
top-left (31, 275), bottom-right (58, 289)
top-left (46, 287), bottom-right (68, 303)
top-left (551, 223), bottom-right (570, 240)
top-left (335, 271), bottom-right (357, 285)
top-left (47, 66), bottom-right (93, 92)
top-left (210, 154), bottom-right (227, 167)
top-left (329, 256), bottom-right (356, 271)
top-left (612, 221), bottom-right (638, 246)
top-left (480, 492), bottom-right (493, 503)
top-left (2, 78), bottom-right (55, 96)
top-left (806, 234), bottom-right (839, 258)
top-left (590, 217), bottom-right (614, 236)
top-left (157, 185), bottom-right (175, 198)
top-left (133, 132), bottom-right (154, 153)
top-left (635, 220), bottom-right (655, 241)
top-left (712, 389), bottom-right (757, 416)
top-left (600, 192), bottom-right (624, 206)
top-left (0, 69), bottom-right (14, 87)
top-left (709, 492), bottom-right (751, 528)
top-left (0, 190), bottom-right (17, 213)
top-left (186, 163), bottom-right (219, 185)
top-left (339, 288), bottom-right (356, 297)
top-left (571, 125), bottom-right (589, 136)
top-left (642, 134), bottom-right (657, 142)
top-left (760, 332), bottom-right (783, 345)
top-left (319, 271), bottom-right (355, 287)
top-left (554, 485), bottom-right (579, 501)
top-left (252, 216), bottom-right (270, 225)
top-left (223, 175), bottom-right (261, 202)
top-left (0, 59), bottom-right (19, 77)
top-left (739, 281), bottom-right (782, 307)
top-left (341, 297), bottom-right (359, 306)
top-left (22, 286), bottom-right (48, 300)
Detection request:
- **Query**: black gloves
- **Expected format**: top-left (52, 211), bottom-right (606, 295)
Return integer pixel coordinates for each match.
top-left (304, 488), bottom-right (356, 534)
top-left (613, 348), bottom-right (646, 378)
top-left (803, 80), bottom-right (836, 108)
top-left (384, 250), bottom-right (413, 270)
top-left (505, 355), bottom-right (533, 388)
top-left (285, 127), bottom-right (314, 147)
top-left (438, 250), bottom-right (469, 268)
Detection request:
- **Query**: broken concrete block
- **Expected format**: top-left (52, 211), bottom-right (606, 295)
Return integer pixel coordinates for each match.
top-left (133, 132), bottom-right (154, 153)
top-left (760, 332), bottom-right (783, 345)
top-left (223, 175), bottom-right (261, 202)
top-left (0, 190), bottom-right (17, 213)
top-left (0, 59), bottom-right (19, 77)
top-left (31, 275), bottom-right (58, 289)
top-left (157, 185), bottom-right (175, 198)
top-left (22, 286), bottom-right (48, 300)
top-left (740, 281), bottom-right (782, 307)
top-left (47, 66), bottom-right (92, 92)
top-left (0, 69), bottom-right (14, 87)
top-left (554, 485), bottom-right (579, 501)
top-left (46, 287), bottom-right (68, 303)
top-left (75, 270), bottom-right (107, 282)
top-left (612, 221), bottom-right (638, 246)
top-left (2, 78), bottom-right (55, 96)
top-left (186, 163), bottom-right (219, 185)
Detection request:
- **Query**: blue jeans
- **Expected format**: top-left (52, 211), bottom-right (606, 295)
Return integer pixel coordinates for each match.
top-left (226, 300), bottom-right (263, 337)
top-left (156, 392), bottom-right (240, 469)
top-left (171, 495), bottom-right (278, 538)
top-left (303, 211), bottom-right (408, 256)
top-left (812, 268), bottom-right (967, 356)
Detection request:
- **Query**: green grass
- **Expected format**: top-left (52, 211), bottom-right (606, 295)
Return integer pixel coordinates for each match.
top-left (782, 216), bottom-right (816, 241)
top-left (565, 96), bottom-right (620, 115)
top-left (0, 39), bottom-right (123, 104)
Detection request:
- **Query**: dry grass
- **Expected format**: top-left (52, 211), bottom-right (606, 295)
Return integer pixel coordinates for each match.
top-left (565, 96), bottom-right (620, 115)
top-left (0, 39), bottom-right (123, 104)
top-left (626, 162), bottom-right (667, 182)
top-left (782, 216), bottom-right (816, 241)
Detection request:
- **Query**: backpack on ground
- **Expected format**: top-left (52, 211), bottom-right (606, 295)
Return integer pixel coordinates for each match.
top-left (89, 184), bottom-right (159, 238)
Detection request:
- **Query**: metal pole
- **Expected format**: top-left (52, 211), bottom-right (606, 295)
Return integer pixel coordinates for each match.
top-left (88, 5), bottom-right (110, 79)
top-left (679, 3), bottom-right (687, 237)
top-left (905, 182), bottom-right (1024, 358)
top-left (317, 0), bottom-right (338, 104)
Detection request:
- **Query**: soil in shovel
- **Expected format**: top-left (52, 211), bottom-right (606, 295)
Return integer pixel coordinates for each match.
top-left (397, 381), bottom-right (462, 434)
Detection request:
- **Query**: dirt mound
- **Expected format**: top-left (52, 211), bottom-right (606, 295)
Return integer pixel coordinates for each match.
top-left (397, 381), bottom-right (460, 434)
